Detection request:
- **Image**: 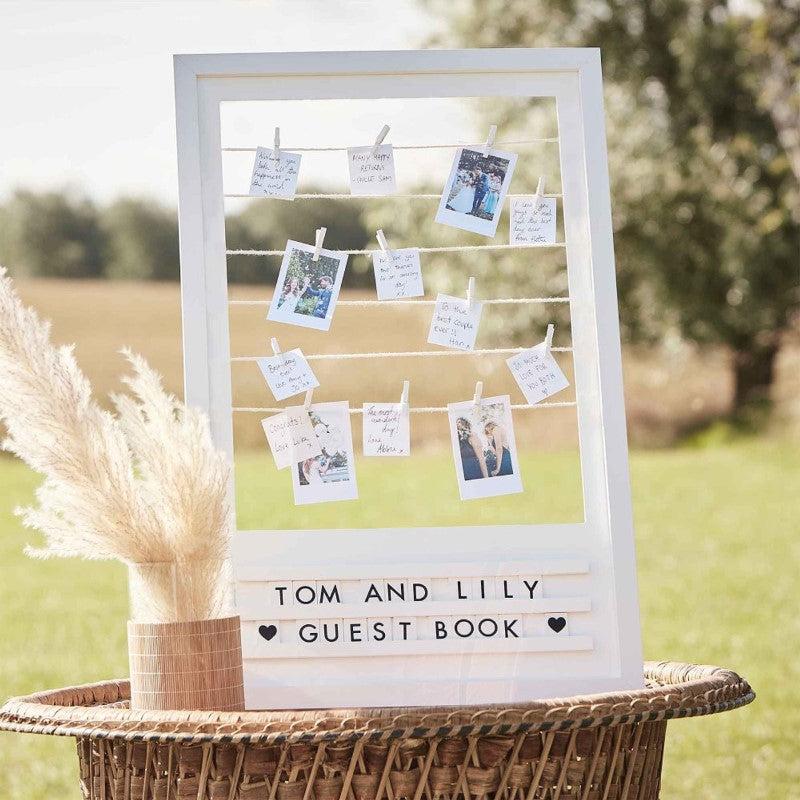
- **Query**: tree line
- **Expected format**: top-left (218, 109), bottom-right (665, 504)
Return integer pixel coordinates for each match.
top-left (0, 189), bottom-right (376, 287)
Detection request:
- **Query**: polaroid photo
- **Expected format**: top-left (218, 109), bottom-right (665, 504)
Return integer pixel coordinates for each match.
top-left (291, 401), bottom-right (359, 505)
top-left (267, 240), bottom-right (348, 332)
top-left (435, 147), bottom-right (518, 237)
top-left (447, 394), bottom-right (523, 501)
top-left (248, 146), bottom-right (302, 199)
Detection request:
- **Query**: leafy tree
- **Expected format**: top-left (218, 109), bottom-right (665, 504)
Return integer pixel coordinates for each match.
top-left (0, 189), bottom-right (106, 279)
top-left (101, 198), bottom-right (179, 281)
top-left (429, 0), bottom-right (800, 411)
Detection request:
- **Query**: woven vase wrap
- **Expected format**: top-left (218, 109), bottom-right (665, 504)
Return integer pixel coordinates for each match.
top-left (0, 663), bottom-right (753, 800)
top-left (127, 615), bottom-right (245, 711)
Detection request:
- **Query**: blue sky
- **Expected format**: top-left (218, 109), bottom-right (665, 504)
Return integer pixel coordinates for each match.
top-left (0, 1), bottom-right (440, 204)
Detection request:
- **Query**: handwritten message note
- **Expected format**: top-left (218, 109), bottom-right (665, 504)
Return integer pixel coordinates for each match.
top-left (362, 403), bottom-right (410, 456)
top-left (249, 146), bottom-right (302, 199)
top-left (510, 196), bottom-right (557, 245)
top-left (347, 145), bottom-right (397, 196)
top-left (371, 247), bottom-right (424, 300)
top-left (506, 342), bottom-right (570, 404)
top-left (261, 408), bottom-right (322, 469)
top-left (257, 349), bottom-right (319, 401)
top-left (427, 294), bottom-right (484, 351)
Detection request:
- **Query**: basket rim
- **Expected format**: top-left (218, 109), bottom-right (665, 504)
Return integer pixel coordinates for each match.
top-left (0, 661), bottom-right (754, 745)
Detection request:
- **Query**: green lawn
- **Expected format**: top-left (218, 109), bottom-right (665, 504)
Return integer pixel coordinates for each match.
top-left (1, 441), bottom-right (798, 799)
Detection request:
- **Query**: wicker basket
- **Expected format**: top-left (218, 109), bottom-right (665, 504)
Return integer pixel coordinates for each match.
top-left (0, 662), bottom-right (753, 800)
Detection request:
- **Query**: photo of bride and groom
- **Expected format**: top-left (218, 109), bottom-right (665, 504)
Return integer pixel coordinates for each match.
top-left (267, 240), bottom-right (348, 332)
top-left (435, 147), bottom-right (517, 237)
top-left (448, 395), bottom-right (523, 500)
top-left (291, 401), bottom-right (359, 506)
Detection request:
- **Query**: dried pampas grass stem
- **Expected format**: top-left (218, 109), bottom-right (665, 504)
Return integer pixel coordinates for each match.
top-left (0, 267), bottom-right (232, 622)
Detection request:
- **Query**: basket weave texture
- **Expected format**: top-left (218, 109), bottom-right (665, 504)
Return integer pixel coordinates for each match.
top-left (0, 662), bottom-right (753, 800)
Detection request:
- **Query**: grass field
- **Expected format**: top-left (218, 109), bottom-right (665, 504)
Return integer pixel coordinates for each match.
top-left (0, 440), bottom-right (798, 799)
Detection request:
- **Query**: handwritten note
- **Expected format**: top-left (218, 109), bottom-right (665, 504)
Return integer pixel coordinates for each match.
top-left (347, 145), bottom-right (397, 196)
top-left (509, 196), bottom-right (557, 244)
top-left (506, 342), bottom-right (570, 404)
top-left (371, 247), bottom-right (424, 300)
top-left (257, 349), bottom-right (319, 401)
top-left (261, 408), bottom-right (322, 469)
top-left (249, 146), bottom-right (302, 199)
top-left (362, 403), bottom-right (410, 456)
top-left (427, 294), bottom-right (483, 351)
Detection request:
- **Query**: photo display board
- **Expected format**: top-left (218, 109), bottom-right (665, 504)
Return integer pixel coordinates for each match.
top-left (174, 49), bottom-right (644, 709)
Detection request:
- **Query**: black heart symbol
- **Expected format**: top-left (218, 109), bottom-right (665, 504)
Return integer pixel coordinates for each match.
top-left (258, 624), bottom-right (278, 642)
top-left (547, 616), bottom-right (567, 633)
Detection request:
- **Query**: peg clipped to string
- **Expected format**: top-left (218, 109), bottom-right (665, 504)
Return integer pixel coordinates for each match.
top-left (370, 124), bottom-right (391, 158)
top-left (533, 175), bottom-right (546, 211)
top-left (303, 388), bottom-right (315, 411)
top-left (398, 380), bottom-right (410, 414)
top-left (472, 381), bottom-right (484, 414)
top-left (312, 227), bottom-right (327, 262)
top-left (544, 323), bottom-right (555, 357)
top-left (466, 276), bottom-right (476, 310)
top-left (376, 228), bottom-right (391, 255)
top-left (271, 337), bottom-right (286, 365)
top-left (273, 127), bottom-right (281, 159)
top-left (482, 125), bottom-right (497, 157)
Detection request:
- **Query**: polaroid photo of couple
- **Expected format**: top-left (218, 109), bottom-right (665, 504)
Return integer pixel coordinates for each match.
top-left (435, 147), bottom-right (518, 237)
top-left (448, 395), bottom-right (523, 500)
top-left (292, 401), bottom-right (358, 506)
top-left (267, 240), bottom-right (348, 332)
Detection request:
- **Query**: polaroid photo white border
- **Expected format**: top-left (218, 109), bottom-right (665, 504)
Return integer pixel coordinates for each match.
top-left (448, 395), bottom-right (523, 500)
top-left (266, 240), bottom-right (348, 332)
top-left (177, 49), bottom-right (644, 711)
top-left (435, 147), bottom-right (518, 237)
top-left (291, 401), bottom-right (358, 505)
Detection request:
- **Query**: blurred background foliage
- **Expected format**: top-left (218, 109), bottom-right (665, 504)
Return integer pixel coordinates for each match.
top-left (427, 0), bottom-right (800, 411)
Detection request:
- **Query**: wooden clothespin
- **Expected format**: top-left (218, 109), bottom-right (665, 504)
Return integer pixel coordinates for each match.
top-left (274, 127), bottom-right (281, 159)
top-left (544, 323), bottom-right (555, 357)
top-left (376, 229), bottom-right (390, 255)
top-left (370, 124), bottom-right (390, 158)
top-left (472, 381), bottom-right (484, 414)
top-left (466, 276), bottom-right (476, 310)
top-left (271, 337), bottom-right (286, 365)
top-left (303, 388), bottom-right (315, 411)
top-left (312, 227), bottom-right (327, 262)
top-left (482, 125), bottom-right (497, 157)
top-left (398, 380), bottom-right (410, 413)
top-left (533, 175), bottom-right (546, 211)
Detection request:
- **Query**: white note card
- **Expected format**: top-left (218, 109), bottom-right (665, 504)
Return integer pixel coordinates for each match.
top-left (427, 294), bottom-right (483, 351)
top-left (261, 408), bottom-right (322, 470)
top-left (372, 248), bottom-right (424, 300)
top-left (506, 342), bottom-right (570, 404)
top-left (248, 146), bottom-right (302, 199)
top-left (509, 196), bottom-right (557, 244)
top-left (347, 145), bottom-right (397, 196)
top-left (362, 403), bottom-right (410, 457)
top-left (257, 349), bottom-right (319, 401)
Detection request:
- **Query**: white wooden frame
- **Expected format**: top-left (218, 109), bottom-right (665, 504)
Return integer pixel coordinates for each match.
top-left (174, 48), bottom-right (643, 709)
